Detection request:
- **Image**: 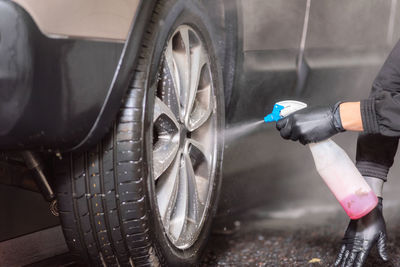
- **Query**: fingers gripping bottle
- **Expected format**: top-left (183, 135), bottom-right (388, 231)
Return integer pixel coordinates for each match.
top-left (265, 101), bottom-right (378, 219)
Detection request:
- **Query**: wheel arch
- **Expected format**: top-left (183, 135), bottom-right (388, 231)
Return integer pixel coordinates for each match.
top-left (68, 0), bottom-right (158, 151)
top-left (73, 0), bottom-right (238, 151)
top-left (0, 0), bottom-right (157, 151)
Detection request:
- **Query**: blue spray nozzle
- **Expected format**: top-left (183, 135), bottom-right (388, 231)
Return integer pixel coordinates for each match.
top-left (264, 104), bottom-right (285, 123)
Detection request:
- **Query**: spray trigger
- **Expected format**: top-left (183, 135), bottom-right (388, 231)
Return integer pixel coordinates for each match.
top-left (264, 100), bottom-right (307, 123)
top-left (264, 104), bottom-right (285, 123)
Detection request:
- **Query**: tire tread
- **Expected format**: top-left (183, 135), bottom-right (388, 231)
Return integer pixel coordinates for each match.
top-left (56, 1), bottom-right (161, 265)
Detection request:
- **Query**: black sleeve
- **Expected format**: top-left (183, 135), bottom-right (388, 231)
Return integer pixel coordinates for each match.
top-left (356, 133), bottom-right (399, 181)
top-left (361, 39), bottom-right (400, 136)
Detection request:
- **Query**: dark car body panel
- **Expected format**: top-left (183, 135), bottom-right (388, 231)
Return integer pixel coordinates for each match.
top-left (0, 0), bottom-right (157, 151)
top-left (226, 0), bottom-right (307, 124)
top-left (226, 0), bottom-right (396, 126)
top-left (0, 1), bottom-right (34, 137)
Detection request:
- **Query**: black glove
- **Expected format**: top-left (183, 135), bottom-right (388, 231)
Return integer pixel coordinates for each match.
top-left (276, 102), bottom-right (344, 145)
top-left (334, 198), bottom-right (388, 267)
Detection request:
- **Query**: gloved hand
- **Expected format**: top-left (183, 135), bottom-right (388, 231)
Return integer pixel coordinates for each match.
top-left (334, 198), bottom-right (388, 267)
top-left (276, 102), bottom-right (344, 145)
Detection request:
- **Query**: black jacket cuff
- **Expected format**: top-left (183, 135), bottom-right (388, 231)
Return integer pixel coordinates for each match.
top-left (360, 99), bottom-right (380, 134)
top-left (356, 161), bottom-right (389, 181)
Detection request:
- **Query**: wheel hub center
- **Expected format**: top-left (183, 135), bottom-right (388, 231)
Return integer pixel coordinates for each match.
top-left (179, 124), bottom-right (188, 148)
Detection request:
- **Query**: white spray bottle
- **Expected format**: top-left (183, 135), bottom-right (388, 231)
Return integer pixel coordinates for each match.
top-left (265, 100), bottom-right (378, 219)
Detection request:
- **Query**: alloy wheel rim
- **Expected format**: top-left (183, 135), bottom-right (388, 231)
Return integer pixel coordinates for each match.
top-left (152, 25), bottom-right (217, 249)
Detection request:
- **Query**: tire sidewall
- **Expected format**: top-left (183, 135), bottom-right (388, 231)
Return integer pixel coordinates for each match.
top-left (142, 0), bottom-right (225, 265)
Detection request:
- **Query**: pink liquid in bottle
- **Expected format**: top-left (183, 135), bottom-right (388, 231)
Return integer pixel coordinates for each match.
top-left (339, 190), bottom-right (378, 219)
top-left (310, 139), bottom-right (378, 219)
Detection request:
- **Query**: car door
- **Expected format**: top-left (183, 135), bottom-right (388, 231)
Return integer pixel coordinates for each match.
top-left (227, 0), bottom-right (308, 124)
top-left (302, 0), bottom-right (393, 104)
top-left (219, 0), bottom-right (311, 216)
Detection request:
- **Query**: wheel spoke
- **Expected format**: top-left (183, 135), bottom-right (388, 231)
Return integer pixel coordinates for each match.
top-left (190, 110), bottom-right (215, 154)
top-left (169, 155), bottom-right (189, 240)
top-left (194, 174), bottom-right (209, 205)
top-left (153, 97), bottom-right (179, 126)
top-left (178, 27), bottom-right (191, 118)
top-left (186, 138), bottom-right (209, 164)
top-left (184, 148), bottom-right (204, 225)
top-left (166, 27), bottom-right (191, 120)
top-left (164, 42), bottom-right (182, 119)
top-left (186, 139), bottom-right (210, 205)
top-left (185, 40), bottom-right (208, 125)
top-left (153, 97), bottom-right (180, 179)
top-left (156, 154), bottom-right (181, 222)
top-left (152, 138), bottom-right (179, 180)
top-left (158, 59), bottom-right (180, 119)
top-left (186, 73), bottom-right (213, 131)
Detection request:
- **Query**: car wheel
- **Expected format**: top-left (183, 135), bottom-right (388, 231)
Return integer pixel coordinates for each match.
top-left (55, 0), bottom-right (225, 266)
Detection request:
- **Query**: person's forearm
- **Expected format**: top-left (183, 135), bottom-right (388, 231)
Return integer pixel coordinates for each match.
top-left (339, 102), bottom-right (364, 131)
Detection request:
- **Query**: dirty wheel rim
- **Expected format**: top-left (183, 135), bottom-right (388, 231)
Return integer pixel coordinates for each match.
top-left (152, 25), bottom-right (217, 249)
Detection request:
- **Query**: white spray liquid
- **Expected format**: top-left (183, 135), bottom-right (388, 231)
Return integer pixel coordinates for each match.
top-left (224, 120), bottom-right (264, 144)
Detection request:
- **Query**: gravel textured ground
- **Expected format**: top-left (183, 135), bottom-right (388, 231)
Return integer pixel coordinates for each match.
top-left (28, 203), bottom-right (400, 266)
top-left (201, 206), bottom-right (400, 267)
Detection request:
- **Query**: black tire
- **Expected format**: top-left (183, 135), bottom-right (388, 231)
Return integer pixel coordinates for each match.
top-left (56, 0), bottom-right (225, 266)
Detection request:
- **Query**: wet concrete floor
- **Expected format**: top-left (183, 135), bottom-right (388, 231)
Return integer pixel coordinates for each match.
top-left (202, 203), bottom-right (400, 266)
top-left (27, 203), bottom-right (400, 267)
